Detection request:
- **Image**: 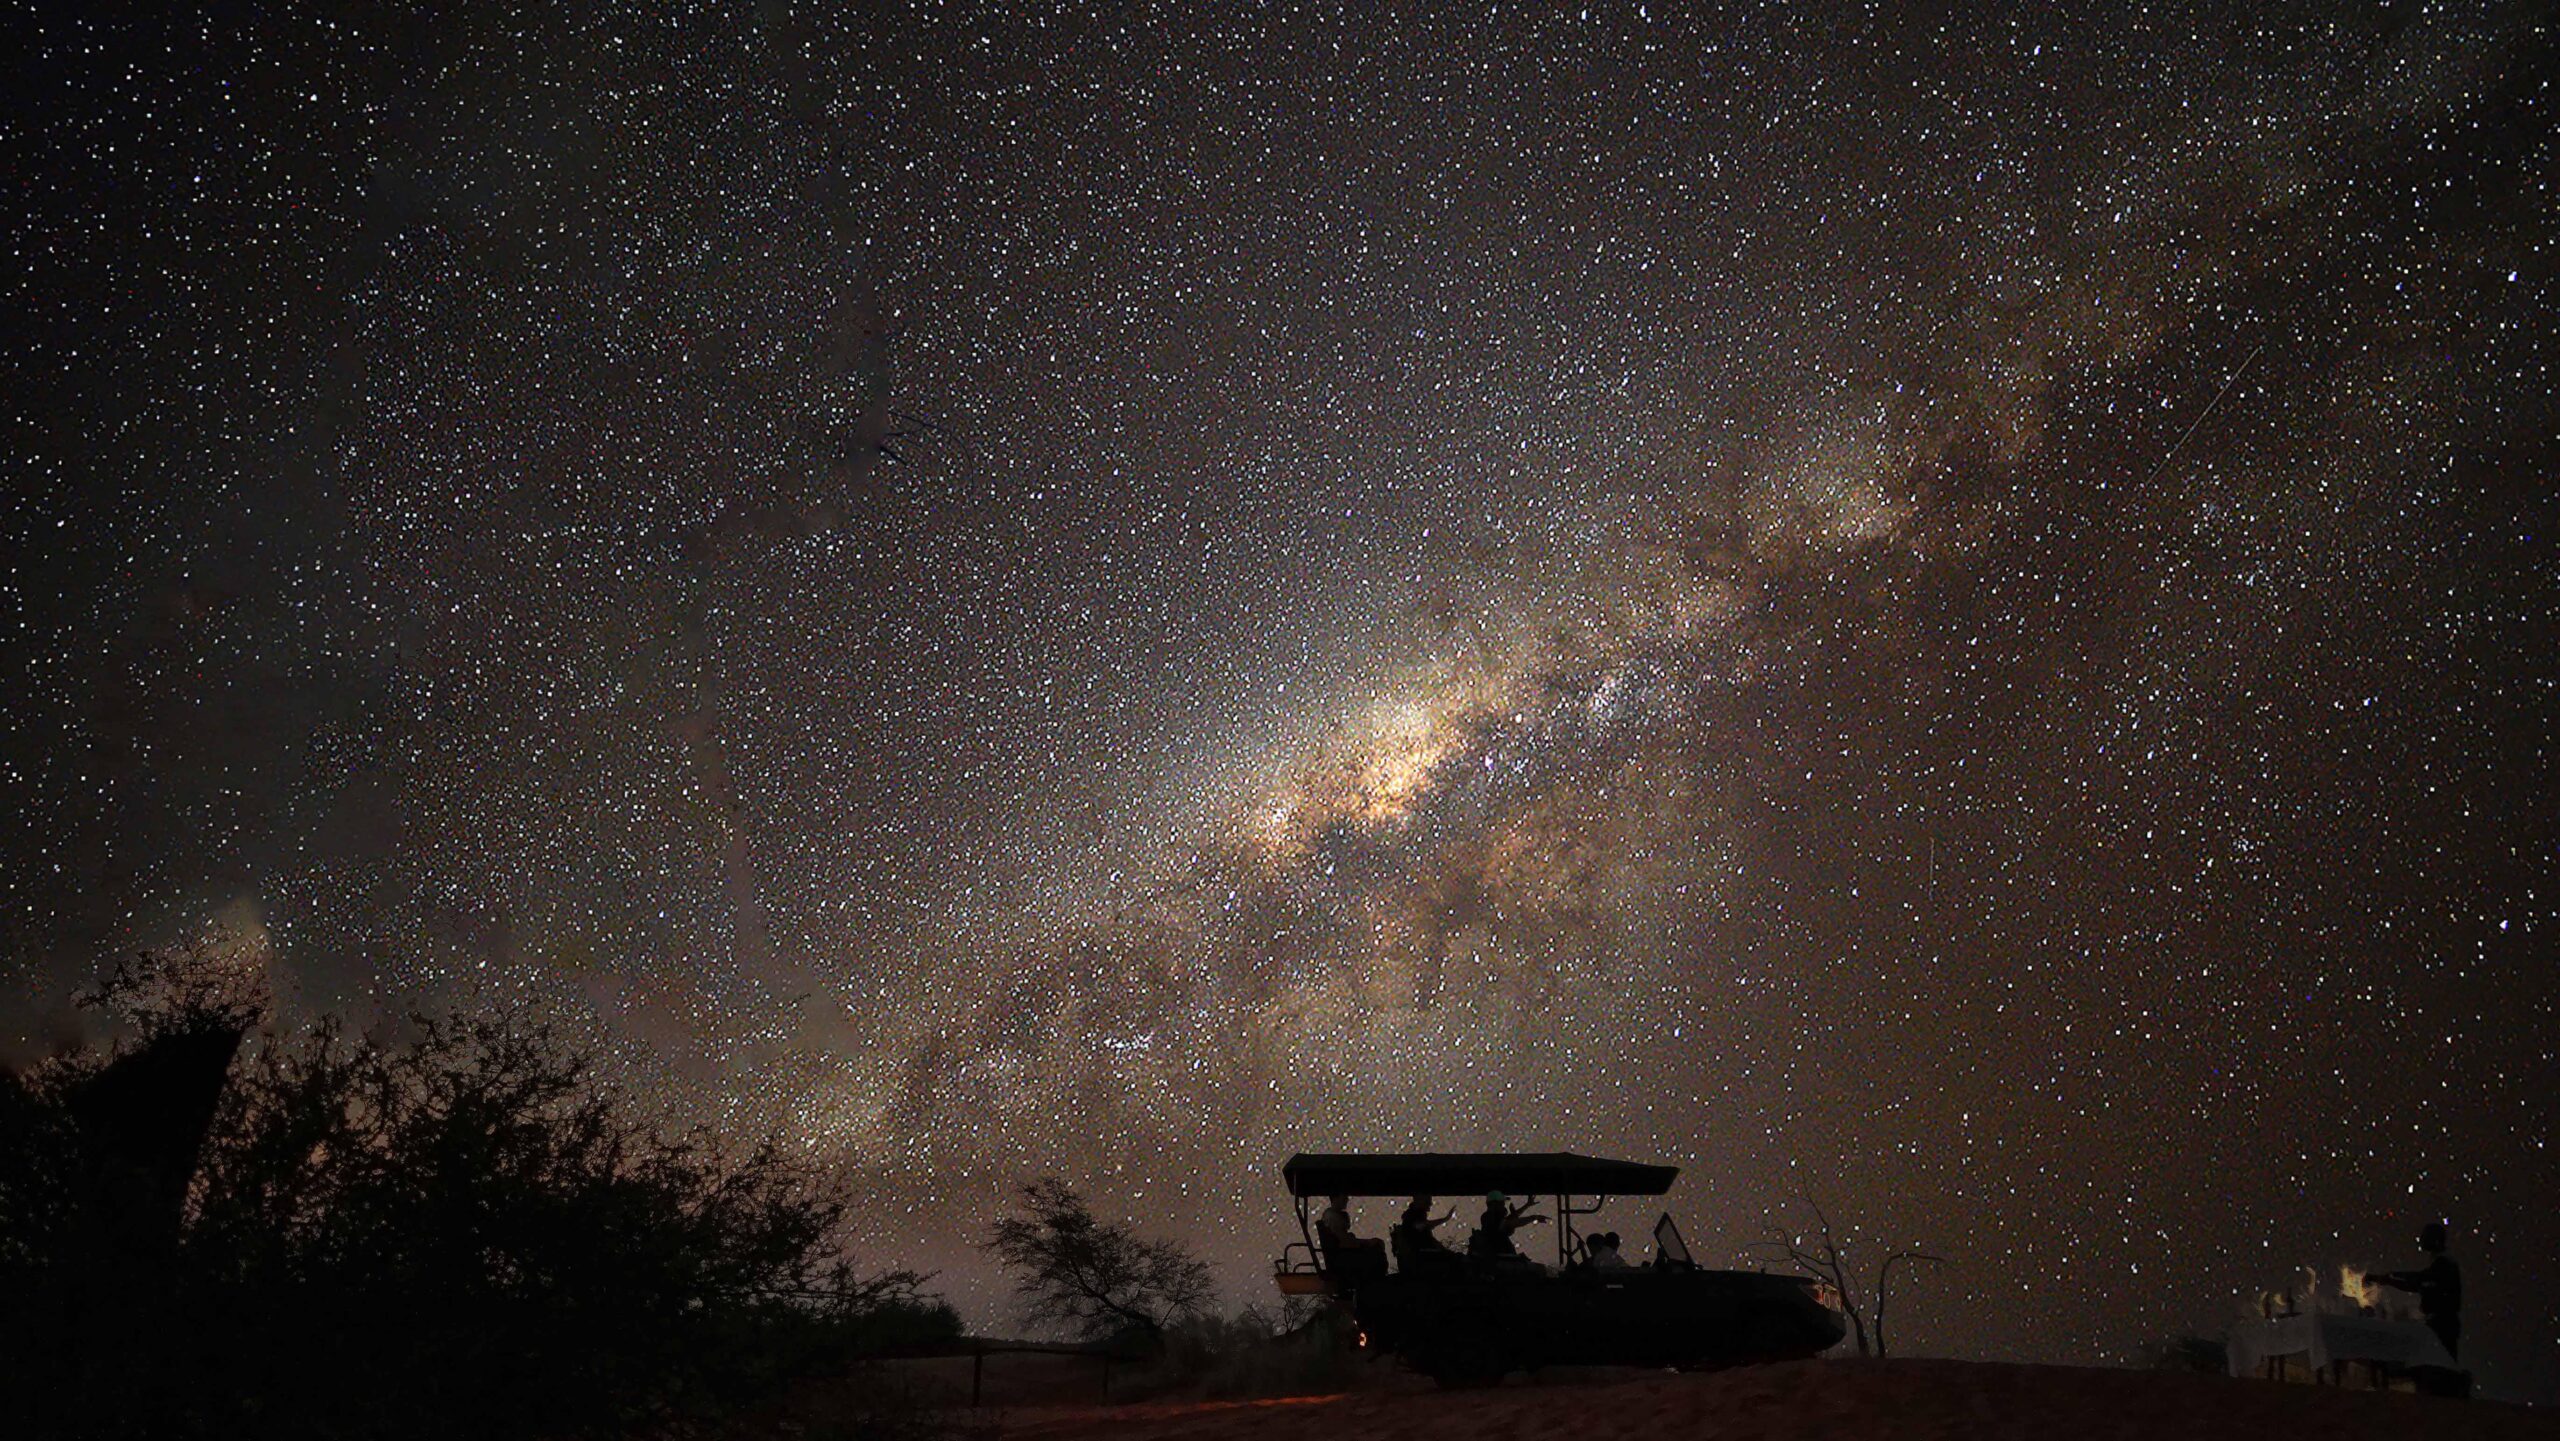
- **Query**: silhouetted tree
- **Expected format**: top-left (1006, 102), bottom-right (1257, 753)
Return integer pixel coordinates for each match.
top-left (79, 923), bottom-right (270, 1040)
top-left (1752, 1196), bottom-right (1944, 1358)
top-left (178, 1012), bottom-right (941, 1435)
top-left (983, 1178), bottom-right (1212, 1345)
top-left (1, 938), bottom-right (956, 1441)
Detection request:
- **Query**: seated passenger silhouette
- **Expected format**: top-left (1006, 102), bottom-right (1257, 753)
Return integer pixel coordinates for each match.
top-left (1468, 1191), bottom-right (1546, 1258)
top-left (1395, 1195), bottom-right (1454, 1251)
top-left (1318, 1193), bottom-right (1387, 1284)
top-left (1585, 1231), bottom-right (1635, 1272)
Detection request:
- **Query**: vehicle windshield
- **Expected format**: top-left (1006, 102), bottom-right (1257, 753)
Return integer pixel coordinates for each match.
top-left (1653, 1212), bottom-right (1693, 1266)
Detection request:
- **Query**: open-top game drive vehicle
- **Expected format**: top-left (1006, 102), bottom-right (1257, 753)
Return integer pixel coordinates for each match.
top-left (1272, 1151), bottom-right (1844, 1386)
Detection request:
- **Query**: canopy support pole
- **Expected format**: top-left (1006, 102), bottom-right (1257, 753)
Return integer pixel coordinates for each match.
top-left (1559, 1193), bottom-right (1607, 1267)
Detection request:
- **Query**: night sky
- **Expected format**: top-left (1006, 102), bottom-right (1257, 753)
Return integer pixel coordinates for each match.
top-left (7, 1), bottom-right (2557, 1401)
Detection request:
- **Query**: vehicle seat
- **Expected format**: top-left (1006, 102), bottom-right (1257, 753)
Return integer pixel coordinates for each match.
top-left (1398, 1239), bottom-right (1464, 1280)
top-left (1319, 1231), bottom-right (1388, 1288)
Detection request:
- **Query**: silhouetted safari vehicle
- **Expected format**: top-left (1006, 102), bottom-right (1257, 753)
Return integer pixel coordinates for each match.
top-left (1272, 1152), bottom-right (1843, 1386)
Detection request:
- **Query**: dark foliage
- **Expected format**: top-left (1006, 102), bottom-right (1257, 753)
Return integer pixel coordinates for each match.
top-left (982, 1178), bottom-right (1213, 1344)
top-left (0, 943), bottom-right (957, 1441)
top-left (1130, 1300), bottom-right (1363, 1400)
top-left (77, 927), bottom-right (269, 1040)
top-left (2147, 1332), bottom-right (2232, 1374)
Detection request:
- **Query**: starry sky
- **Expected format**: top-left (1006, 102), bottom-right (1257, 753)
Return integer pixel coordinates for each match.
top-left (7, 0), bottom-right (2558, 1402)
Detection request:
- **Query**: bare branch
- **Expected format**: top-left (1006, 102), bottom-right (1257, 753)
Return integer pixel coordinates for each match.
top-left (1759, 1196), bottom-right (1943, 1358)
top-left (1874, 1249), bottom-right (1948, 1358)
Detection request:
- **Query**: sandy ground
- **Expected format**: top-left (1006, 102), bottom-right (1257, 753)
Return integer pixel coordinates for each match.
top-left (973, 1358), bottom-right (2557, 1441)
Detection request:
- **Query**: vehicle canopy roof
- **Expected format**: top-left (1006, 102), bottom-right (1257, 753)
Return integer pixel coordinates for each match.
top-left (1281, 1151), bottom-right (1680, 1199)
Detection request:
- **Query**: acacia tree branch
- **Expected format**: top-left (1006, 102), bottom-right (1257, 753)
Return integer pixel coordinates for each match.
top-left (1753, 1222), bottom-right (1868, 1356)
top-left (1798, 1196), bottom-right (1862, 1325)
top-left (984, 1180), bottom-right (1206, 1341)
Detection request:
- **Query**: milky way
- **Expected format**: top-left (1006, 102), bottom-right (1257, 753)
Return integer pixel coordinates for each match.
top-left (6, 3), bottom-right (2557, 1400)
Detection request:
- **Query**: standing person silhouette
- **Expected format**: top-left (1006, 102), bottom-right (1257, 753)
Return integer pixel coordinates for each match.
top-left (2370, 1220), bottom-right (2464, 1359)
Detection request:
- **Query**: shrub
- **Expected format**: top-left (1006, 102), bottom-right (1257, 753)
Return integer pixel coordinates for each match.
top-left (1, 980), bottom-right (954, 1441)
top-left (2145, 1332), bottom-right (2230, 1374)
top-left (1134, 1301), bottom-right (1364, 1400)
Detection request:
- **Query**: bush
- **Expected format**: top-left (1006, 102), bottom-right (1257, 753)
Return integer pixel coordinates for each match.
top-left (2145, 1333), bottom-right (2230, 1374)
top-left (1128, 1301), bottom-right (1364, 1400)
top-left (0, 971), bottom-right (956, 1441)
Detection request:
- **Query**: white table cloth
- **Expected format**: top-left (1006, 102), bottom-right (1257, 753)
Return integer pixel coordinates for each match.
top-left (2226, 1312), bottom-right (2457, 1377)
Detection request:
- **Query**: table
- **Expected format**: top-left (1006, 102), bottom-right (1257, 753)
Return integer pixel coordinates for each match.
top-left (2226, 1312), bottom-right (2458, 1383)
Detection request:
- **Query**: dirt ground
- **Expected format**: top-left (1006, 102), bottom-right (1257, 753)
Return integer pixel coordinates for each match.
top-left (959, 1357), bottom-right (2557, 1441)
